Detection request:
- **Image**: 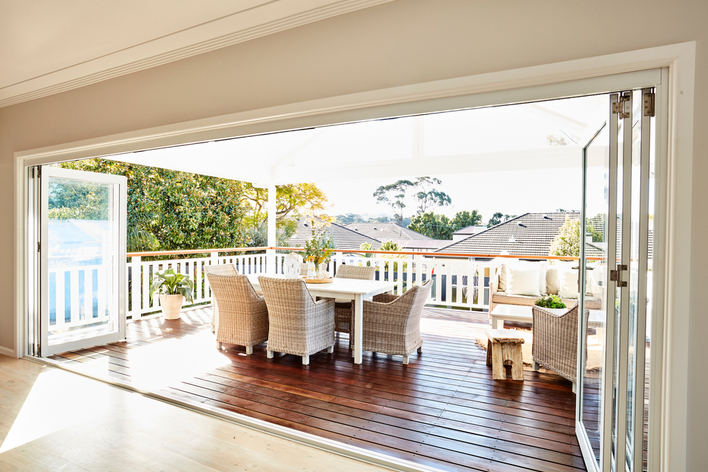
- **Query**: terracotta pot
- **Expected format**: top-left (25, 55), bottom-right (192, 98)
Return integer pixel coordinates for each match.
top-left (159, 293), bottom-right (184, 320)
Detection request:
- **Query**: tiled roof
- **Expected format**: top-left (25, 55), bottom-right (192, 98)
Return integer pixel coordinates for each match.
top-left (385, 239), bottom-right (449, 250)
top-left (452, 225), bottom-right (487, 236)
top-left (344, 222), bottom-right (432, 241)
top-left (436, 212), bottom-right (581, 257)
top-left (288, 216), bottom-right (381, 251)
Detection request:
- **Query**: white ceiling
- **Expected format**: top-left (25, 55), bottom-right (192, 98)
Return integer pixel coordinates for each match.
top-left (115, 94), bottom-right (608, 184)
top-left (0, 0), bottom-right (392, 108)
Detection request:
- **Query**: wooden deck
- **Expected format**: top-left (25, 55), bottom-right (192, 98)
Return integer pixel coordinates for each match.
top-left (48, 307), bottom-right (586, 472)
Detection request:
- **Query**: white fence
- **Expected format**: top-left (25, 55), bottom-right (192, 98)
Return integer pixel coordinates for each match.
top-left (46, 251), bottom-right (496, 325)
top-left (125, 251), bottom-right (494, 319)
top-left (48, 264), bottom-right (111, 329)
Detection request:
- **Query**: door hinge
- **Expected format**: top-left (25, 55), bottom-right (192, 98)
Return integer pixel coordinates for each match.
top-left (609, 264), bottom-right (628, 287)
top-left (643, 89), bottom-right (655, 117)
top-left (37, 242), bottom-right (41, 252)
top-left (612, 92), bottom-right (631, 119)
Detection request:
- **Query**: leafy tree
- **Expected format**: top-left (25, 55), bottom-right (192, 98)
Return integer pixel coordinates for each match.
top-left (451, 210), bottom-right (483, 230)
top-left (242, 183), bottom-right (328, 225)
top-left (373, 176), bottom-right (452, 223)
top-left (55, 160), bottom-right (237, 252)
top-left (587, 213), bottom-right (605, 242)
top-left (336, 213), bottom-right (368, 224)
top-left (379, 240), bottom-right (402, 252)
top-left (408, 212), bottom-right (454, 239)
top-left (549, 216), bottom-right (581, 256)
top-left (243, 219), bottom-right (298, 248)
top-left (359, 241), bottom-right (374, 258)
top-left (487, 212), bottom-right (516, 228)
top-left (48, 180), bottom-right (109, 221)
top-left (56, 159), bottom-right (328, 253)
top-left (413, 177), bottom-right (451, 214)
top-left (373, 179), bottom-right (414, 224)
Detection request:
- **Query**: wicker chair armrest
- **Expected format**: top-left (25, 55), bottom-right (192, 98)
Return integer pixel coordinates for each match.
top-left (372, 293), bottom-right (398, 304)
top-left (363, 299), bottom-right (409, 325)
top-left (314, 297), bottom-right (335, 307)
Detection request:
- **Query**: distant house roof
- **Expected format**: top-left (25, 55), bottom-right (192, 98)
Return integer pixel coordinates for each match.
top-left (345, 222), bottom-right (432, 241)
top-left (384, 239), bottom-right (449, 251)
top-left (453, 225), bottom-right (487, 236)
top-left (288, 216), bottom-right (381, 251)
top-left (437, 212), bottom-right (582, 257)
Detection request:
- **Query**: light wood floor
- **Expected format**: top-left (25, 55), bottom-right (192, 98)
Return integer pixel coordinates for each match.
top-left (0, 354), bottom-right (397, 472)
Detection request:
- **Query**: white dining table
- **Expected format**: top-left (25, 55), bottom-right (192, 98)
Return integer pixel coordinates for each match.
top-left (248, 274), bottom-right (394, 364)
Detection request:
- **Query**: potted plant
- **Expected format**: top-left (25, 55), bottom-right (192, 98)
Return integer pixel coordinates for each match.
top-left (149, 268), bottom-right (194, 320)
top-left (535, 295), bottom-right (568, 315)
top-left (303, 223), bottom-right (336, 278)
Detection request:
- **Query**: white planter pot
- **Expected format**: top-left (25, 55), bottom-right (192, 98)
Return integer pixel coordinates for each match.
top-left (159, 293), bottom-right (184, 320)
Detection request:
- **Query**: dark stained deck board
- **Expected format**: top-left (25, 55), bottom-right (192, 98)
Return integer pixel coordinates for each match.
top-left (48, 306), bottom-right (587, 472)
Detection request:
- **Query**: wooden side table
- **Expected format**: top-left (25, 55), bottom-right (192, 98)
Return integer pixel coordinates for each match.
top-left (485, 328), bottom-right (525, 381)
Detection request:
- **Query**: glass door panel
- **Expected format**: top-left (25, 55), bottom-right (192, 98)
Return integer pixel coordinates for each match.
top-left (579, 121), bottom-right (610, 467)
top-left (578, 89), bottom-right (654, 472)
top-left (39, 166), bottom-right (127, 357)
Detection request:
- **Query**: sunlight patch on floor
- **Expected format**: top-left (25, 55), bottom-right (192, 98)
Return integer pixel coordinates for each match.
top-left (123, 329), bottom-right (232, 391)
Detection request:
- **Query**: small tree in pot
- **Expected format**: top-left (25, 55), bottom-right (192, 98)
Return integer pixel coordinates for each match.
top-left (150, 268), bottom-right (194, 320)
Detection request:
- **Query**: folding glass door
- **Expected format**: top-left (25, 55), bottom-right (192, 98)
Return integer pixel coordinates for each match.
top-left (30, 166), bottom-right (127, 357)
top-left (577, 89), bottom-right (654, 472)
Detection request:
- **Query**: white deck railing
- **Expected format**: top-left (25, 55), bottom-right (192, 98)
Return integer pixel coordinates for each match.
top-left (47, 247), bottom-right (504, 326)
top-left (124, 248), bottom-right (496, 319)
top-left (48, 264), bottom-right (111, 329)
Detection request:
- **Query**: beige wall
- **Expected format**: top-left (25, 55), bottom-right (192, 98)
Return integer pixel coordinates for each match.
top-left (1, 0), bottom-right (706, 469)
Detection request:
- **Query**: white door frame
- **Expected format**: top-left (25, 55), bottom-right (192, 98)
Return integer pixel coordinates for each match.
top-left (14, 42), bottom-right (695, 471)
top-left (37, 166), bottom-right (127, 357)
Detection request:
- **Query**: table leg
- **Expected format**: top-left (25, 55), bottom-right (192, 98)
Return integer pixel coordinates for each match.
top-left (354, 294), bottom-right (363, 364)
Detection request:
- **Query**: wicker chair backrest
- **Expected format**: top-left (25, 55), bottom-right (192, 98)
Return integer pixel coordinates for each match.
top-left (205, 273), bottom-right (261, 307)
top-left (204, 263), bottom-right (238, 276)
top-left (258, 276), bottom-right (317, 318)
top-left (335, 265), bottom-right (376, 280)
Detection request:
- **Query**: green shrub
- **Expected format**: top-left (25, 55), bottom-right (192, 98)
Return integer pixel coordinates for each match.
top-left (535, 295), bottom-right (566, 309)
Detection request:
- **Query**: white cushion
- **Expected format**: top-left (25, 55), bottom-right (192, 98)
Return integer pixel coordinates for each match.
top-left (557, 264), bottom-right (579, 299)
top-left (499, 261), bottom-right (547, 295)
top-left (546, 265), bottom-right (559, 295)
top-left (535, 261), bottom-right (548, 295)
top-left (506, 265), bottom-right (541, 296)
top-left (498, 263), bottom-right (509, 292)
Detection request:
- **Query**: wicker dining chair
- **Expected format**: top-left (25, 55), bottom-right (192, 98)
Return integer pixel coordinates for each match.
top-left (333, 265), bottom-right (377, 337)
top-left (531, 303), bottom-right (589, 392)
top-left (204, 263), bottom-right (239, 332)
top-left (258, 276), bottom-right (335, 365)
top-left (205, 272), bottom-right (268, 354)
top-left (361, 279), bottom-right (432, 364)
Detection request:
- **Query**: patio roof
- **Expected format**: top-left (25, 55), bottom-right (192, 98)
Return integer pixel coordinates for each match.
top-left (113, 96), bottom-right (607, 186)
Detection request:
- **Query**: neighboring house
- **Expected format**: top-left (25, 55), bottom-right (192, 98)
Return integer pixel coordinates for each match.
top-left (344, 222), bottom-right (447, 251)
top-left (288, 216), bottom-right (381, 251)
top-left (437, 212), bottom-right (604, 259)
top-left (451, 225), bottom-right (487, 242)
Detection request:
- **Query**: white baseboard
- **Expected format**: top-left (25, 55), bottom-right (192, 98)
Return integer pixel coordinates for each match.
top-left (0, 345), bottom-right (17, 358)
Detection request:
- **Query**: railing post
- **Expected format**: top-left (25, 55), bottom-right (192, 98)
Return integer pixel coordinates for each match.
top-left (129, 256), bottom-right (141, 320)
top-left (414, 254), bottom-right (423, 289)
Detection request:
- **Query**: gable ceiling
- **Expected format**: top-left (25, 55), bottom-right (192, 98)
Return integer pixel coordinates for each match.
top-left (0, 0), bottom-right (392, 108)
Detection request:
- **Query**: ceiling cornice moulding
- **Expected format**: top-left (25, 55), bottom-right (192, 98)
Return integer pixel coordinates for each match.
top-left (0, 0), bottom-right (393, 109)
